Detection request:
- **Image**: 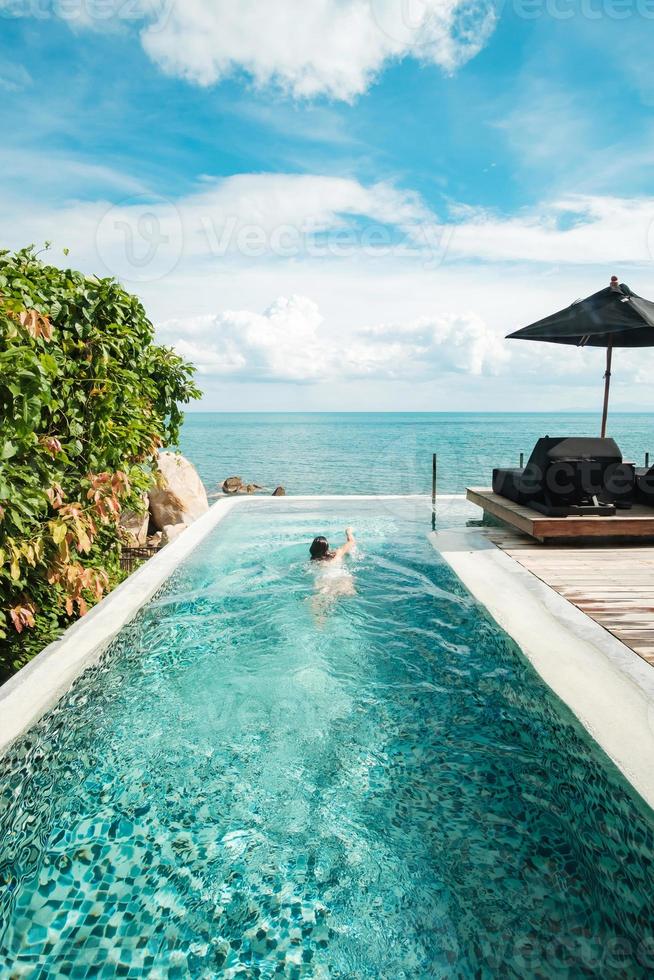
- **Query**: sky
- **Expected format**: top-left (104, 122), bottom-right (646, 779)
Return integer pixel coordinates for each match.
top-left (1, 0), bottom-right (654, 412)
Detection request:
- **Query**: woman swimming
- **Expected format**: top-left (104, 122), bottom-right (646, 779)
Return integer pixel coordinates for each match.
top-left (309, 527), bottom-right (356, 563)
top-left (309, 527), bottom-right (357, 625)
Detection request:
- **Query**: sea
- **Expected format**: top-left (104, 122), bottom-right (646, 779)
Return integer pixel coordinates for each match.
top-left (178, 412), bottom-right (654, 496)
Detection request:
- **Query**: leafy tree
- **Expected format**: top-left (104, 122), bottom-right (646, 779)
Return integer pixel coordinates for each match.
top-left (0, 246), bottom-right (201, 679)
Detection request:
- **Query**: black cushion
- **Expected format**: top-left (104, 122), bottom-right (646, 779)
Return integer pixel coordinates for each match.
top-left (545, 437), bottom-right (621, 462)
top-left (526, 436), bottom-right (622, 467)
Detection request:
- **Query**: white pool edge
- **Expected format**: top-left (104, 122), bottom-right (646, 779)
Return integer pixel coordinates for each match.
top-left (0, 493), bottom-right (445, 755)
top-left (434, 528), bottom-right (654, 811)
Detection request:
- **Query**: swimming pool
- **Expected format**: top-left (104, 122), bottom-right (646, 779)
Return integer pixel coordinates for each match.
top-left (1, 498), bottom-right (653, 977)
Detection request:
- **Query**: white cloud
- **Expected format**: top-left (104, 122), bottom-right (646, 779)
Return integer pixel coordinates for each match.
top-left (439, 194), bottom-right (654, 265)
top-left (0, 0), bottom-right (497, 100)
top-left (0, 172), bottom-right (437, 283)
top-left (160, 289), bottom-right (653, 394)
top-left (181, 173), bottom-right (431, 255)
top-left (6, 170), bottom-right (654, 282)
top-left (140, 0), bottom-right (498, 99)
top-left (157, 294), bottom-right (509, 383)
top-left (355, 312), bottom-right (508, 376)
top-left (161, 295), bottom-right (327, 382)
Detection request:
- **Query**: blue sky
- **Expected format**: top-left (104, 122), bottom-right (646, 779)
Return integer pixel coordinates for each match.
top-left (1, 1), bottom-right (654, 411)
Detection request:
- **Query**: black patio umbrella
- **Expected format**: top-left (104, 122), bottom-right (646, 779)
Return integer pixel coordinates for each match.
top-left (507, 276), bottom-right (654, 437)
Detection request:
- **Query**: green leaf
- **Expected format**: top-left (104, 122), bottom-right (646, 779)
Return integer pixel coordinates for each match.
top-left (1, 441), bottom-right (17, 460)
top-left (39, 353), bottom-right (58, 375)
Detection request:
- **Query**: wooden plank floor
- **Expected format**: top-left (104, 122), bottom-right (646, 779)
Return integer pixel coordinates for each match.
top-left (467, 487), bottom-right (654, 541)
top-left (481, 525), bottom-right (654, 667)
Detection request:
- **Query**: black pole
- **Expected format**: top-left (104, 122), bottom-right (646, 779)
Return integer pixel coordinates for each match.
top-left (431, 453), bottom-right (437, 531)
top-left (601, 344), bottom-right (613, 438)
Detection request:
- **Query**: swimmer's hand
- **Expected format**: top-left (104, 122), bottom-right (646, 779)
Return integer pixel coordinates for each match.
top-left (333, 527), bottom-right (356, 560)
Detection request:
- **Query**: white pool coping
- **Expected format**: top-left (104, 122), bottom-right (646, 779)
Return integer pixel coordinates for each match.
top-left (434, 528), bottom-right (654, 811)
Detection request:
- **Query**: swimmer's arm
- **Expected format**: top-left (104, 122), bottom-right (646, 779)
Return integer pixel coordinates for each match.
top-left (334, 527), bottom-right (356, 559)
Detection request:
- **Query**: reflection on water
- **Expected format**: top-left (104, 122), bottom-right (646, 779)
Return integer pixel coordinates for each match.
top-left (1, 499), bottom-right (653, 977)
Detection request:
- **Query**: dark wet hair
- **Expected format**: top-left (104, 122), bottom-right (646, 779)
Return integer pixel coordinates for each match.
top-left (310, 536), bottom-right (330, 560)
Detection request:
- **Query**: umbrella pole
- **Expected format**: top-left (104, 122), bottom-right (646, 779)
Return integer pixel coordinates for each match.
top-left (601, 344), bottom-right (613, 438)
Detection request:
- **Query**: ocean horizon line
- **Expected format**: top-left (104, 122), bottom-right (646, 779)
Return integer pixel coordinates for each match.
top-left (183, 409), bottom-right (654, 416)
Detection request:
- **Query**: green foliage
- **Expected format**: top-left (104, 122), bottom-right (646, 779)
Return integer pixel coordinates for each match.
top-left (0, 246), bottom-right (201, 679)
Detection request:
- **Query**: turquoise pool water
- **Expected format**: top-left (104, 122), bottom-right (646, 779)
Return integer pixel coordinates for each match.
top-left (1, 499), bottom-right (654, 977)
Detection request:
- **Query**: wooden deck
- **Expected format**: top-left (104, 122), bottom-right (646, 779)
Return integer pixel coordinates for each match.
top-left (467, 487), bottom-right (654, 542)
top-left (478, 524), bottom-right (654, 667)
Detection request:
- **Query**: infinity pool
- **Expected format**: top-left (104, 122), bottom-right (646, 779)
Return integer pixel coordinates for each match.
top-left (1, 499), bottom-right (653, 977)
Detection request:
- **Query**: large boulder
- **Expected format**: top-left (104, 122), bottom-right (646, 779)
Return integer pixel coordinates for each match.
top-left (120, 497), bottom-right (149, 547)
top-left (149, 452), bottom-right (209, 531)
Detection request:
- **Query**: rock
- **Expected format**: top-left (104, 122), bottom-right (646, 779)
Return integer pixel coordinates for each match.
top-left (149, 452), bottom-right (209, 530)
top-left (147, 532), bottom-right (163, 549)
top-left (245, 484), bottom-right (264, 494)
top-left (272, 486), bottom-right (286, 497)
top-left (161, 523), bottom-right (188, 546)
top-left (222, 476), bottom-right (244, 494)
top-left (120, 497), bottom-right (149, 547)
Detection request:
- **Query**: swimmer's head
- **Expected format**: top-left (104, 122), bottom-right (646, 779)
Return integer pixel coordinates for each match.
top-left (310, 536), bottom-right (330, 560)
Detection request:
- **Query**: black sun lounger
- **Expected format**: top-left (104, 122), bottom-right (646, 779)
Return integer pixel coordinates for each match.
top-left (634, 466), bottom-right (654, 507)
top-left (492, 437), bottom-right (635, 517)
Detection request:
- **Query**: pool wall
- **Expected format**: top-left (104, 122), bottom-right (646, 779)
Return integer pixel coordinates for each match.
top-left (435, 529), bottom-right (654, 811)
